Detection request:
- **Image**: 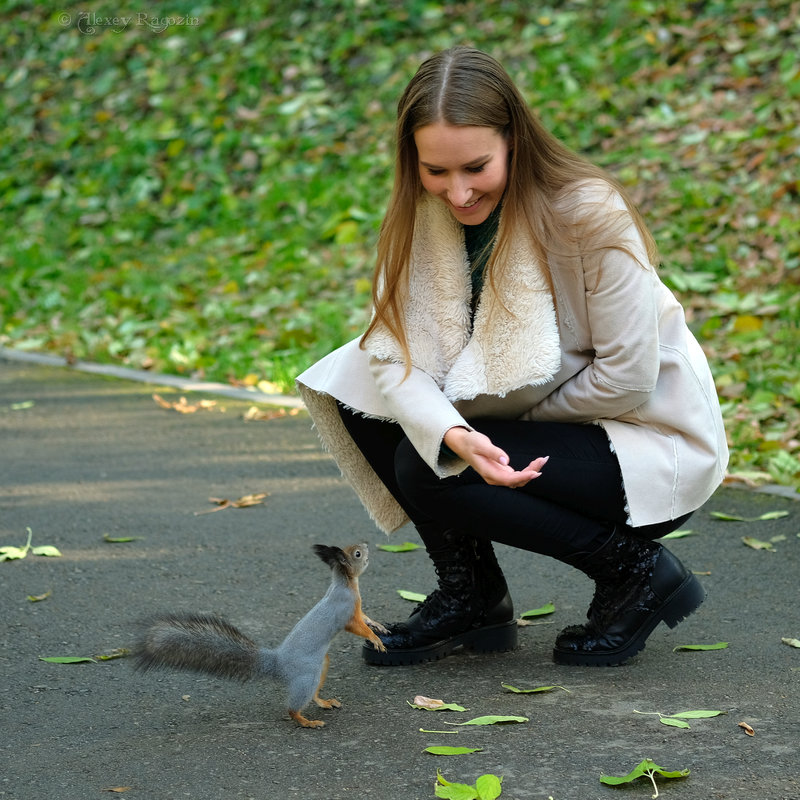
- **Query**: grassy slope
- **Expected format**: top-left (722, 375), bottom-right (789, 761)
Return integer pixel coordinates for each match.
top-left (1, 0), bottom-right (798, 490)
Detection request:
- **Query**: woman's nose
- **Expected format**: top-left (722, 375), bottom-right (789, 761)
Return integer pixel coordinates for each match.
top-left (446, 175), bottom-right (472, 206)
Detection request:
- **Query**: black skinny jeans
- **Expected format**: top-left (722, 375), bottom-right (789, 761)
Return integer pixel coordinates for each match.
top-left (338, 404), bottom-right (691, 562)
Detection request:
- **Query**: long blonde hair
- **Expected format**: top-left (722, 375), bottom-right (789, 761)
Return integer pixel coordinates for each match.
top-left (361, 47), bottom-right (658, 367)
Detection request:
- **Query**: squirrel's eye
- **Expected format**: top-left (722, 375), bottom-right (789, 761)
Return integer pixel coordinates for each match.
top-left (354, 549), bottom-right (362, 558)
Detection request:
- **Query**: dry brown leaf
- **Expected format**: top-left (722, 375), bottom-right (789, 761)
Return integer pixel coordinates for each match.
top-left (103, 788), bottom-right (133, 794)
top-left (231, 493), bottom-right (268, 507)
top-left (738, 721), bottom-right (755, 736)
top-left (194, 493), bottom-right (268, 515)
top-left (243, 405), bottom-right (301, 421)
top-left (152, 394), bottom-right (218, 414)
top-left (413, 695), bottom-right (445, 710)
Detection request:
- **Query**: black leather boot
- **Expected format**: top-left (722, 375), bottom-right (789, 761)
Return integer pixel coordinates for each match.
top-left (362, 531), bottom-right (517, 666)
top-left (553, 530), bottom-right (705, 667)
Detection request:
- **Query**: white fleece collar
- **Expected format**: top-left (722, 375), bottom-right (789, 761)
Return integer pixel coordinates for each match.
top-left (366, 195), bottom-right (561, 400)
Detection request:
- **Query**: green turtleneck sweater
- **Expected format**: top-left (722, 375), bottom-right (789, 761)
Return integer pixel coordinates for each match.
top-left (463, 201), bottom-right (502, 309)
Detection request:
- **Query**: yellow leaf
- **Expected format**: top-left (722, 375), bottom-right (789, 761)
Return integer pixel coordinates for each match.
top-left (732, 314), bottom-right (762, 333)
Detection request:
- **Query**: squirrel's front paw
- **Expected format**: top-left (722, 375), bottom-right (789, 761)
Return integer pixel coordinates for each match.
top-left (364, 615), bottom-right (390, 635)
top-left (369, 634), bottom-right (388, 653)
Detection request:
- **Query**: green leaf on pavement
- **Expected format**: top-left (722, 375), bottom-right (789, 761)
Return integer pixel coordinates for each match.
top-left (31, 545), bottom-right (62, 557)
top-left (742, 536), bottom-right (775, 551)
top-left (660, 717), bottom-right (691, 729)
top-left (669, 710), bottom-right (727, 719)
top-left (397, 589), bottom-right (427, 602)
top-left (519, 602), bottom-right (555, 618)
top-left (781, 637), bottom-right (800, 648)
top-left (103, 534), bottom-right (140, 543)
top-left (445, 715), bottom-right (528, 726)
top-left (425, 746), bottom-right (483, 756)
top-left (378, 541), bottom-right (421, 552)
top-left (673, 642), bottom-right (729, 652)
top-left (711, 510), bottom-right (789, 522)
top-left (661, 529), bottom-right (696, 539)
top-left (475, 774), bottom-right (503, 800)
top-left (501, 683), bottom-right (570, 694)
top-left (435, 770), bottom-right (502, 800)
top-left (600, 758), bottom-right (690, 796)
top-left (38, 656), bottom-right (97, 664)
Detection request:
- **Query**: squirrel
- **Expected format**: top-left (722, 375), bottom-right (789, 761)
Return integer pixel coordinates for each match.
top-left (133, 542), bottom-right (387, 728)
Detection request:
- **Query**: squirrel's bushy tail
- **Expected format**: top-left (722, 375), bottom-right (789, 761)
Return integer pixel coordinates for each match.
top-left (134, 612), bottom-right (274, 681)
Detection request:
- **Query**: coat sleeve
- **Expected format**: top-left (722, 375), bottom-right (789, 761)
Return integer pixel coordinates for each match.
top-left (527, 206), bottom-right (661, 423)
top-left (369, 356), bottom-right (473, 477)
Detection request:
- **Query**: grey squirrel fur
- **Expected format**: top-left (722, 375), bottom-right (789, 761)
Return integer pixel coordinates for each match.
top-left (134, 543), bottom-right (386, 728)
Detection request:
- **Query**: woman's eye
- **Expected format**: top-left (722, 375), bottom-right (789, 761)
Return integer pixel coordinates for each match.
top-left (467, 165), bottom-right (486, 174)
top-left (426, 168), bottom-right (444, 176)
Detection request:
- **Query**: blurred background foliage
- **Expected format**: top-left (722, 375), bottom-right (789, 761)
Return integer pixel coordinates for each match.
top-left (1, 0), bottom-right (798, 492)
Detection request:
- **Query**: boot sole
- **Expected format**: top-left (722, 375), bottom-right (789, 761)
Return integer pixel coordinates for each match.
top-left (552, 571), bottom-right (706, 667)
top-left (362, 619), bottom-right (518, 666)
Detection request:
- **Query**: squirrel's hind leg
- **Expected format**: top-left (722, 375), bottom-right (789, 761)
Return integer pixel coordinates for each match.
top-left (312, 653), bottom-right (342, 710)
top-left (286, 654), bottom-right (338, 727)
top-left (289, 709), bottom-right (326, 728)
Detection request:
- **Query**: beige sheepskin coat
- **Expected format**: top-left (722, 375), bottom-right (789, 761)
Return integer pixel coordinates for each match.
top-left (297, 186), bottom-right (728, 533)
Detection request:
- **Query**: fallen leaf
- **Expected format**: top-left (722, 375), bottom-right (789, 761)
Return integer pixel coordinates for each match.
top-left (425, 746), bottom-right (482, 756)
top-left (398, 589), bottom-right (427, 603)
top-left (30, 545), bottom-right (62, 557)
top-left (738, 721), bottom-right (755, 736)
top-left (661, 529), bottom-right (696, 539)
top-left (672, 642), bottom-right (729, 652)
top-left (0, 545), bottom-right (29, 561)
top-left (38, 656), bottom-right (97, 664)
top-left (243, 405), bottom-right (301, 421)
top-left (445, 715), bottom-right (528, 726)
top-left (103, 534), bottom-right (140, 543)
top-left (520, 602), bottom-right (555, 618)
top-left (412, 695), bottom-right (444, 709)
top-left (781, 637), bottom-right (800, 648)
top-left (95, 648), bottom-right (130, 661)
top-left (502, 683), bottom-right (570, 694)
top-left (27, 590), bottom-right (52, 602)
top-left (742, 536), bottom-right (775, 551)
top-left (669, 710), bottom-right (727, 720)
top-left (194, 493), bottom-right (268, 515)
top-left (410, 697), bottom-right (467, 712)
top-left (378, 541), bottom-right (422, 552)
top-left (600, 759), bottom-right (690, 794)
top-left (711, 510), bottom-right (789, 522)
top-left (153, 393), bottom-right (218, 413)
top-left (660, 716), bottom-right (691, 729)
top-left (103, 788), bottom-right (133, 793)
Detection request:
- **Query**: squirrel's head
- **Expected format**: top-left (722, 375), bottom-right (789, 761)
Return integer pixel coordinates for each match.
top-left (312, 543), bottom-right (369, 576)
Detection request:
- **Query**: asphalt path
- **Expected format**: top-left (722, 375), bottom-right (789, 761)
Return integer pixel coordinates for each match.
top-left (1, 356), bottom-right (798, 800)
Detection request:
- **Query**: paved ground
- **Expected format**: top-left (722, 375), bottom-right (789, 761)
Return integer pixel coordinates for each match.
top-left (1, 355), bottom-right (798, 800)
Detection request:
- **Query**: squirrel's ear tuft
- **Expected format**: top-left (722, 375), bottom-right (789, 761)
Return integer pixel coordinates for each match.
top-left (312, 544), bottom-right (343, 568)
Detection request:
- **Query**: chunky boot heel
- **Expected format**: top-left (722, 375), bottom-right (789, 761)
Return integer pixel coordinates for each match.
top-left (662, 570), bottom-right (706, 629)
top-left (465, 619), bottom-right (518, 653)
top-left (553, 532), bottom-right (705, 667)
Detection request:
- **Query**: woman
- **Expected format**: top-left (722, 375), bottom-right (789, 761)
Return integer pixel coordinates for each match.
top-left (296, 47), bottom-right (728, 668)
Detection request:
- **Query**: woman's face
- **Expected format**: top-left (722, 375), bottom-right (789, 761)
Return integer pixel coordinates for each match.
top-left (414, 122), bottom-right (509, 225)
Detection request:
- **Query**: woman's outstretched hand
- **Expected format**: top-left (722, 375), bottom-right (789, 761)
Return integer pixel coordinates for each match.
top-left (443, 426), bottom-right (548, 488)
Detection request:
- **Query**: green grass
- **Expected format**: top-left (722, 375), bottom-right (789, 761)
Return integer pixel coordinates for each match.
top-left (1, 0), bottom-right (798, 492)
